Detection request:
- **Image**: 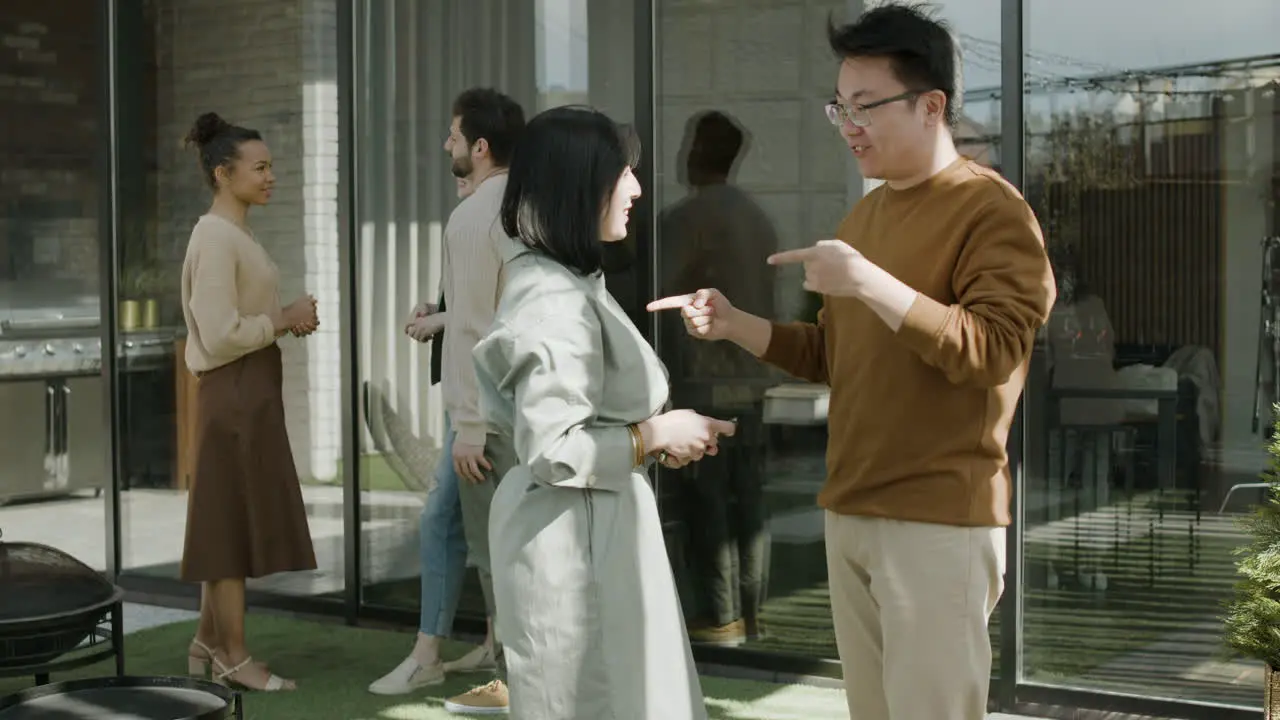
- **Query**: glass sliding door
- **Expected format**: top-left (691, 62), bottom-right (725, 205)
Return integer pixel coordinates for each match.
top-left (352, 0), bottom-right (639, 628)
top-left (0, 0), bottom-right (110, 573)
top-left (112, 0), bottom-right (347, 600)
top-left (1019, 0), bottom-right (1280, 708)
top-left (650, 0), bottom-right (1007, 676)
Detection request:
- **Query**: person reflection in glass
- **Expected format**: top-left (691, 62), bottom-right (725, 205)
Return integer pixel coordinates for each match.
top-left (659, 110), bottom-right (778, 646)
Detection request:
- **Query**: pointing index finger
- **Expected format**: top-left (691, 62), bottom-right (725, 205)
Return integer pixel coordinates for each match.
top-left (767, 247), bottom-right (817, 266)
top-left (646, 294), bottom-right (696, 312)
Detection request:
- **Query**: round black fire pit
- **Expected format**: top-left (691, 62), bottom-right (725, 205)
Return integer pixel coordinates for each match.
top-left (0, 675), bottom-right (242, 719)
top-left (0, 578), bottom-right (124, 670)
top-left (0, 529), bottom-right (126, 681)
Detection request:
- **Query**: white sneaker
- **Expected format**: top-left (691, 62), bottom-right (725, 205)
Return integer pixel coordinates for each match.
top-left (442, 645), bottom-right (498, 674)
top-left (367, 654), bottom-right (445, 695)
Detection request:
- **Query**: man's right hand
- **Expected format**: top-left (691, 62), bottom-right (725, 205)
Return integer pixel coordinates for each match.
top-left (646, 288), bottom-right (738, 341)
top-left (647, 288), bottom-right (774, 358)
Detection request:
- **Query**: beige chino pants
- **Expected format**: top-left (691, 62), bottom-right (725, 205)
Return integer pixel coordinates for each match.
top-left (825, 511), bottom-right (1005, 720)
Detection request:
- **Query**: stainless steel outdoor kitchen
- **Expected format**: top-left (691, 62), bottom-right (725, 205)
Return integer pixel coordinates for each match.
top-left (0, 279), bottom-right (179, 506)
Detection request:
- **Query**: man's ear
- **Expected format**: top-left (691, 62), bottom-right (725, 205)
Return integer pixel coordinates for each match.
top-left (924, 90), bottom-right (947, 126)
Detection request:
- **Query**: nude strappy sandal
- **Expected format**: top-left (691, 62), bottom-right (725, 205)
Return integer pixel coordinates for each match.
top-left (212, 655), bottom-right (293, 692)
top-left (187, 639), bottom-right (217, 679)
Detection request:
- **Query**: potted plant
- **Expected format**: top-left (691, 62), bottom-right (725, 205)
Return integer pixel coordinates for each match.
top-left (1223, 407), bottom-right (1280, 717)
top-left (120, 261), bottom-right (166, 331)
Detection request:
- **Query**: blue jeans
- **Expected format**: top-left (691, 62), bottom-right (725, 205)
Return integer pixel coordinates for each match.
top-left (419, 418), bottom-right (467, 637)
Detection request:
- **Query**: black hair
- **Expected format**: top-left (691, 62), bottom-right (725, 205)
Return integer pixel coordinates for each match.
top-left (500, 106), bottom-right (640, 277)
top-left (689, 110), bottom-right (745, 177)
top-left (452, 88), bottom-right (526, 167)
top-left (183, 112), bottom-right (263, 189)
top-left (827, 2), bottom-right (962, 128)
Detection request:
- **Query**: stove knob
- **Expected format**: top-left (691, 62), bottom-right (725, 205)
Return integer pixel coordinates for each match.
top-left (42, 343), bottom-right (55, 356)
top-left (14, 345), bottom-right (26, 358)
top-left (72, 343), bottom-right (84, 354)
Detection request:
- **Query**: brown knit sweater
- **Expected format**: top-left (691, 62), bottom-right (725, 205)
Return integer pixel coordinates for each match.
top-left (762, 158), bottom-right (1057, 527)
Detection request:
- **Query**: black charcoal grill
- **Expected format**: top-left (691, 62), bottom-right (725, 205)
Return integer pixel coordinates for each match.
top-left (0, 528), bottom-right (125, 685)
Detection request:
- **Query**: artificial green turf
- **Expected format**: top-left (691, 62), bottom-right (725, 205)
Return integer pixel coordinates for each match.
top-left (0, 614), bottom-right (848, 719)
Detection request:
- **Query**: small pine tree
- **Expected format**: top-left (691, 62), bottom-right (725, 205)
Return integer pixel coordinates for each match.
top-left (1224, 407), bottom-right (1280, 669)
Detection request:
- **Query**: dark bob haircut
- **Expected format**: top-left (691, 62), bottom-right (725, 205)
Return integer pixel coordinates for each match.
top-left (500, 106), bottom-right (640, 277)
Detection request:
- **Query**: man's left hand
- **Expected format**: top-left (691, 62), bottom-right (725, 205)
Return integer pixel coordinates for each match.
top-left (767, 239), bottom-right (871, 298)
top-left (453, 441), bottom-right (492, 484)
top-left (770, 239), bottom-right (919, 333)
top-left (406, 313), bottom-right (446, 342)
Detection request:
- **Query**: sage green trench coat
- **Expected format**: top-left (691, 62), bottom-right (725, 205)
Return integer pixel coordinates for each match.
top-left (473, 243), bottom-right (707, 720)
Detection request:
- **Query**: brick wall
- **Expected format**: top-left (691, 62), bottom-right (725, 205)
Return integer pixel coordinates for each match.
top-left (150, 0), bottom-right (341, 481)
top-left (0, 2), bottom-right (100, 286)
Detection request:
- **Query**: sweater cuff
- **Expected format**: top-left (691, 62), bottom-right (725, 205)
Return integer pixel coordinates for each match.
top-left (894, 293), bottom-right (952, 364)
top-left (256, 314), bottom-right (277, 346)
top-left (455, 420), bottom-right (489, 447)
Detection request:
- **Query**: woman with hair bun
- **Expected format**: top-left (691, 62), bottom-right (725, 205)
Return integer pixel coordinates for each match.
top-left (178, 111), bottom-right (317, 692)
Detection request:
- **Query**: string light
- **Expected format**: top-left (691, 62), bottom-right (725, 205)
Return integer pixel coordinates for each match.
top-left (961, 51), bottom-right (1280, 104)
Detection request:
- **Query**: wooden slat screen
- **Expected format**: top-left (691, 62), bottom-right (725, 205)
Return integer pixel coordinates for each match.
top-left (1031, 114), bottom-right (1224, 361)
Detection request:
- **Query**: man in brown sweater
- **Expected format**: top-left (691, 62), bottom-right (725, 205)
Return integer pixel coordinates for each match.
top-left (649, 5), bottom-right (1056, 719)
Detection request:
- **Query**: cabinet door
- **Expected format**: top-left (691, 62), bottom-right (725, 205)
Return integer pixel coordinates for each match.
top-left (0, 381), bottom-right (51, 502)
top-left (65, 376), bottom-right (108, 492)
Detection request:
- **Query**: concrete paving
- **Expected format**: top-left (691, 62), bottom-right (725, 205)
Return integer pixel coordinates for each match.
top-left (0, 486), bottom-right (424, 594)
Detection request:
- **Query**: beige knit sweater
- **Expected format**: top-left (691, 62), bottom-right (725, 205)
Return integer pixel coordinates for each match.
top-left (180, 213), bottom-right (281, 373)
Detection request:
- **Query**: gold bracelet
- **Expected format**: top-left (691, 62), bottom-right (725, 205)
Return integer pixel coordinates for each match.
top-left (627, 424), bottom-right (644, 467)
top-left (625, 424), bottom-right (636, 466)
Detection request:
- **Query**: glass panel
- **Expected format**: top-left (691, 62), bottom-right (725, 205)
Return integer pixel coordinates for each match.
top-left (354, 0), bottom-right (637, 630)
top-left (116, 0), bottom-right (346, 599)
top-left (1022, 0), bottom-right (1280, 706)
top-left (652, 0), bottom-right (1003, 669)
top-left (0, 2), bottom-right (108, 572)
top-left (653, 0), bottom-right (846, 659)
top-left (940, 1), bottom-right (1006, 677)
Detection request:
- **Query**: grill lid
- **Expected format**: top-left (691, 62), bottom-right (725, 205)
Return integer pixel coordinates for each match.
top-left (0, 528), bottom-right (117, 625)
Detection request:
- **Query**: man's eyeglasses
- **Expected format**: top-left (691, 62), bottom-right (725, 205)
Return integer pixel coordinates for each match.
top-left (825, 90), bottom-right (924, 128)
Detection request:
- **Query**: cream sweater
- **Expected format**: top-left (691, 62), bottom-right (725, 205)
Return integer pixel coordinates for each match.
top-left (441, 172), bottom-right (516, 446)
top-left (180, 214), bottom-right (281, 373)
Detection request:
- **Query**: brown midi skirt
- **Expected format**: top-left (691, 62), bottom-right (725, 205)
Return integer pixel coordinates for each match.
top-left (180, 343), bottom-right (317, 582)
